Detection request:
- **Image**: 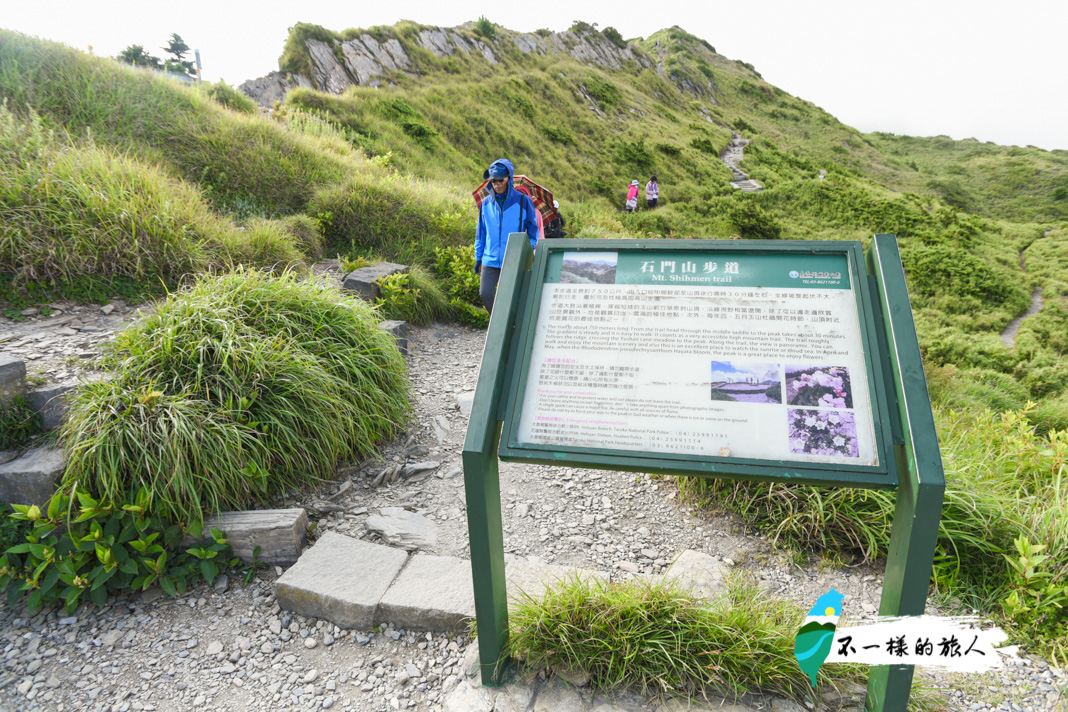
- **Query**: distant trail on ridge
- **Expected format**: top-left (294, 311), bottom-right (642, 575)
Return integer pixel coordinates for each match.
top-left (721, 133), bottom-right (763, 193)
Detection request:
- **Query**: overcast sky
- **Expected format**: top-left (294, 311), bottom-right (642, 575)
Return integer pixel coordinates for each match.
top-left (4, 0), bottom-right (1065, 151)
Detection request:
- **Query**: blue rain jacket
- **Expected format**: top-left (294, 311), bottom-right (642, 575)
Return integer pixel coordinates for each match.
top-left (475, 158), bottom-right (539, 269)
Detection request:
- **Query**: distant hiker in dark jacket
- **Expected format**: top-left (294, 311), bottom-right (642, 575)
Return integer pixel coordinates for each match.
top-left (544, 199), bottom-right (567, 238)
top-left (475, 158), bottom-right (539, 315)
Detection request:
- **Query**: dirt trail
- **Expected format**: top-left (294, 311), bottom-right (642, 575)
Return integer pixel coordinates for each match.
top-left (720, 133), bottom-right (762, 193)
top-left (1001, 230), bottom-right (1051, 347)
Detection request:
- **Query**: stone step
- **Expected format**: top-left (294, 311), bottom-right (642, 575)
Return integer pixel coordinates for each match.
top-left (342, 262), bottom-right (409, 301)
top-left (0, 447), bottom-right (64, 507)
top-left (276, 532), bottom-right (408, 630)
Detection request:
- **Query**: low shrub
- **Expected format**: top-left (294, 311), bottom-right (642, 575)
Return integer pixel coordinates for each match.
top-left (508, 575), bottom-right (857, 699)
top-left (474, 16), bottom-right (496, 41)
top-left (60, 269), bottom-right (410, 525)
top-left (540, 125), bottom-right (575, 145)
top-left (374, 267), bottom-right (451, 325)
top-left (601, 27), bottom-right (626, 49)
top-left (584, 76), bottom-right (621, 107)
top-left (727, 199), bottom-right (782, 239)
top-left (434, 245), bottom-right (482, 305)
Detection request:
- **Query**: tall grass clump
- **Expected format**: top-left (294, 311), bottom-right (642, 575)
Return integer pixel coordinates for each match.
top-left (0, 101), bottom-right (304, 283)
top-left (509, 575), bottom-right (858, 700)
top-left (60, 269), bottom-right (410, 525)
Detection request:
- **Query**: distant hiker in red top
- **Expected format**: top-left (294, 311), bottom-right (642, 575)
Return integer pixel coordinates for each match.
top-left (624, 180), bottom-right (639, 212)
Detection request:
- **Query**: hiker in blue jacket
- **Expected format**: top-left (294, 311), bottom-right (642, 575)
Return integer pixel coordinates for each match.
top-left (475, 158), bottom-right (539, 315)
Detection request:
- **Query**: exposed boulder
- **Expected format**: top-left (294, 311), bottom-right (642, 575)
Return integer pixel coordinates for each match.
top-left (238, 71), bottom-right (313, 108)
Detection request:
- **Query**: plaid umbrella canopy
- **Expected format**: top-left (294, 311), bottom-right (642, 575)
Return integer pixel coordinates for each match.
top-left (472, 175), bottom-right (559, 224)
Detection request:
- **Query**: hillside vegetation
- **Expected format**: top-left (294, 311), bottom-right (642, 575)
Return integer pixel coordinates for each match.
top-left (1, 20), bottom-right (1066, 656)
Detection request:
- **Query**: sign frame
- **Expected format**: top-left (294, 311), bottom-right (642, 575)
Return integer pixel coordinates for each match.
top-left (461, 233), bottom-right (945, 712)
top-left (497, 238), bottom-right (898, 489)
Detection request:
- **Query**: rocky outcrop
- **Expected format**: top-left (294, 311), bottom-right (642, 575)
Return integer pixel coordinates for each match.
top-left (238, 71), bottom-right (313, 108)
top-left (306, 39), bottom-right (352, 95)
top-left (549, 30), bottom-right (651, 71)
top-left (239, 25), bottom-right (652, 102)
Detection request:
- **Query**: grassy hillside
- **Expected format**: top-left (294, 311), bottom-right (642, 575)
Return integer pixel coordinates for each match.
top-left (273, 20), bottom-right (1068, 432)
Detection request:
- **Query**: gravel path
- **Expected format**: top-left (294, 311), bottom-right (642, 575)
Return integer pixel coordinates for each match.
top-left (0, 295), bottom-right (1064, 710)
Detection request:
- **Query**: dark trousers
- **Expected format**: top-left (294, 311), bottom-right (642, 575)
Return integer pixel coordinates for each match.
top-left (479, 266), bottom-right (502, 315)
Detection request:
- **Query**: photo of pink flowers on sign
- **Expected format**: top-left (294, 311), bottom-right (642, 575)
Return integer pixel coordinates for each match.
top-left (787, 409), bottom-right (860, 458)
top-left (785, 366), bottom-right (853, 409)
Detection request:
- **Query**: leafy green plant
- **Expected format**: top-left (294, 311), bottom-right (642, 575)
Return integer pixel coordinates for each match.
top-left (450, 298), bottom-right (489, 329)
top-left (374, 268), bottom-right (452, 325)
top-left (434, 245), bottom-right (481, 305)
top-left (1001, 536), bottom-right (1067, 661)
top-left (0, 396), bottom-right (42, 449)
top-left (340, 254), bottom-right (372, 273)
top-left (0, 487), bottom-right (253, 613)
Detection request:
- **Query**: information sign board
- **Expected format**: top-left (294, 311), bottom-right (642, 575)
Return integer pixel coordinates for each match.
top-left (463, 234), bottom-right (945, 712)
top-left (500, 241), bottom-right (895, 487)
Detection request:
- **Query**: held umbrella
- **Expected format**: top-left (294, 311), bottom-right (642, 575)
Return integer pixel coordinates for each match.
top-left (472, 175), bottom-right (560, 224)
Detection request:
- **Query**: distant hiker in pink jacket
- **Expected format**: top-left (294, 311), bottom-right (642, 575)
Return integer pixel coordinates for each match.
top-left (624, 180), bottom-right (639, 212)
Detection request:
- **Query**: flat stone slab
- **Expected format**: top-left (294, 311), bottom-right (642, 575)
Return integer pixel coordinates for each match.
top-left (657, 549), bottom-right (728, 600)
top-left (276, 532), bottom-right (408, 630)
top-left (377, 553), bottom-right (475, 632)
top-left (0, 354), bottom-right (26, 407)
top-left (342, 262), bottom-right (409, 301)
top-left (378, 320), bottom-right (409, 356)
top-left (365, 506), bottom-right (437, 551)
top-left (200, 508), bottom-right (309, 566)
top-left (0, 447), bottom-right (64, 506)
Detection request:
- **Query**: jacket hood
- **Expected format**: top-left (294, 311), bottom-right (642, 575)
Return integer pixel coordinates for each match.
top-left (483, 158), bottom-right (515, 191)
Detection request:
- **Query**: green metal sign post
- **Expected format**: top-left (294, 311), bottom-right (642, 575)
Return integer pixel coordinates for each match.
top-left (462, 233), bottom-right (944, 712)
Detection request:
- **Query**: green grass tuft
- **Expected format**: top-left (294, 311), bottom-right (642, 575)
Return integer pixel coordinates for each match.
top-left (508, 574), bottom-right (859, 700)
